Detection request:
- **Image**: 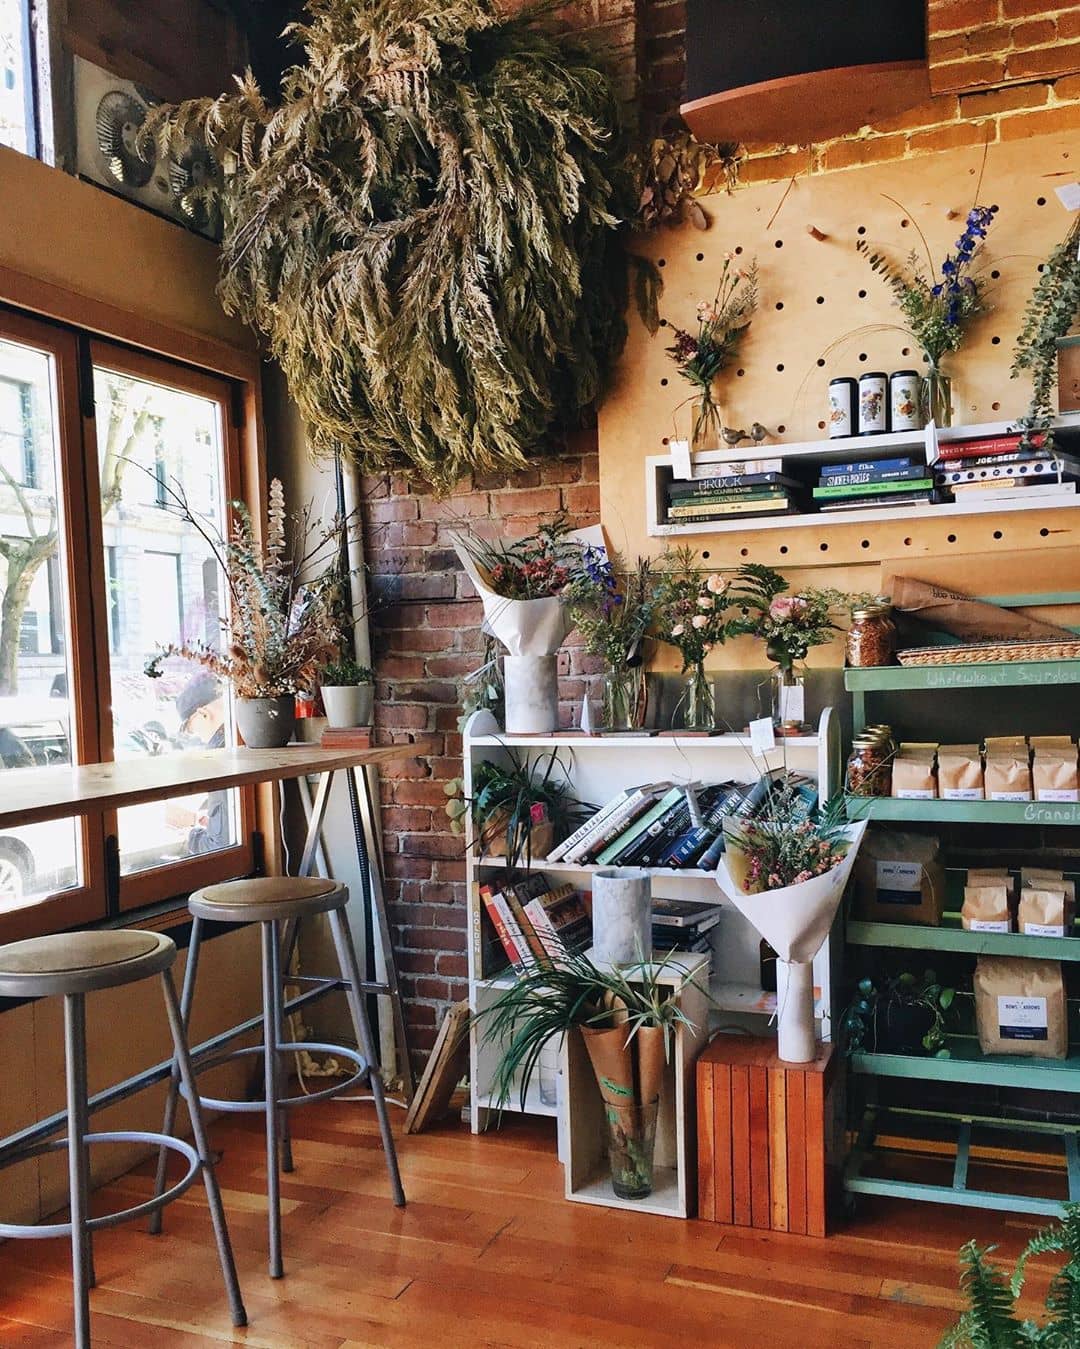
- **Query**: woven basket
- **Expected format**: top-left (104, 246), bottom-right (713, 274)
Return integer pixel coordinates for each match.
top-left (898, 640), bottom-right (1080, 666)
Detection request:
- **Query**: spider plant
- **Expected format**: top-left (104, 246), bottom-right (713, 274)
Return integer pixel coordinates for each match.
top-left (477, 948), bottom-right (698, 1112)
top-left (469, 751), bottom-right (594, 870)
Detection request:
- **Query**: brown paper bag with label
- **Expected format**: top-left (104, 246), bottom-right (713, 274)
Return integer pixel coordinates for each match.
top-left (1018, 887), bottom-right (1075, 938)
top-left (962, 884), bottom-right (1012, 932)
top-left (974, 957), bottom-right (1067, 1059)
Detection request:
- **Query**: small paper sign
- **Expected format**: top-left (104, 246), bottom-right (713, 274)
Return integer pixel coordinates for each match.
top-left (749, 717), bottom-right (776, 755)
top-left (1055, 181), bottom-right (1080, 211)
top-left (669, 438), bottom-right (693, 481)
top-left (684, 783), bottom-right (703, 826)
top-left (924, 418), bottom-right (940, 465)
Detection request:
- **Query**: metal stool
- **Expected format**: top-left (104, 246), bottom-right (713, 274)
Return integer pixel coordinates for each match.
top-left (0, 930), bottom-right (246, 1348)
top-left (152, 876), bottom-right (405, 1279)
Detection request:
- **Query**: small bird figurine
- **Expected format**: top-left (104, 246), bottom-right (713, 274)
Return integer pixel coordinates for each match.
top-left (721, 423), bottom-right (770, 446)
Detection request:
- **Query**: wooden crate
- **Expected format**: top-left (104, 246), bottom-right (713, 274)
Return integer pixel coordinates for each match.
top-left (697, 1035), bottom-right (837, 1237)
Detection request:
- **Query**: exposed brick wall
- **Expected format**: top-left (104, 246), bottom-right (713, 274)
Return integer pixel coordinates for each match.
top-left (360, 440), bottom-right (600, 1067)
top-left (929, 0), bottom-right (1080, 93)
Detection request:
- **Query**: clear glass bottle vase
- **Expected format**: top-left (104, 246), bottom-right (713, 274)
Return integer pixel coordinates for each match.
top-left (692, 390), bottom-right (722, 453)
top-left (600, 667), bottom-right (638, 732)
top-left (771, 665), bottom-right (805, 732)
top-left (681, 662), bottom-right (715, 731)
top-left (920, 360), bottom-right (953, 428)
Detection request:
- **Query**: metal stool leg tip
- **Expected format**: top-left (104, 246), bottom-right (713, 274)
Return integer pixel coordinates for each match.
top-left (233, 1307), bottom-right (249, 1328)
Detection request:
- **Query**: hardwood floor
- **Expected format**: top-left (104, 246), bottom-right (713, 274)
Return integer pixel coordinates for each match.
top-left (0, 1100), bottom-right (1060, 1347)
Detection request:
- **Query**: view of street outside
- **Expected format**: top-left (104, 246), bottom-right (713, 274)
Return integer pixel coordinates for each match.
top-left (0, 0), bottom-right (31, 155)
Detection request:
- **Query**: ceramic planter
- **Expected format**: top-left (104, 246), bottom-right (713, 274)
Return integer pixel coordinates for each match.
top-left (592, 868), bottom-right (652, 966)
top-left (321, 683), bottom-right (373, 729)
top-left (503, 654), bottom-right (558, 733)
top-left (236, 696), bottom-right (296, 748)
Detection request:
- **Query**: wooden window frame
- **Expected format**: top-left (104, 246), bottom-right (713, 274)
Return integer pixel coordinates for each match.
top-left (0, 297), bottom-right (270, 942)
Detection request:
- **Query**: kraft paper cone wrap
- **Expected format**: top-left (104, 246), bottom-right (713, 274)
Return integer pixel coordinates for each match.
top-left (634, 1024), bottom-right (666, 1109)
top-left (890, 575), bottom-right (1073, 643)
top-left (717, 822), bottom-right (867, 963)
top-left (580, 1024), bottom-right (636, 1107)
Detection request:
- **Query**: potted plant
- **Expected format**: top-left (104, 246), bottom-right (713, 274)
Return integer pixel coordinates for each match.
top-left (465, 752), bottom-right (593, 869)
top-left (319, 657), bottom-right (374, 729)
top-left (652, 547), bottom-right (730, 731)
top-left (842, 969), bottom-right (955, 1057)
top-left (564, 551), bottom-right (656, 731)
top-left (479, 950), bottom-right (698, 1199)
top-left (145, 479), bottom-right (342, 748)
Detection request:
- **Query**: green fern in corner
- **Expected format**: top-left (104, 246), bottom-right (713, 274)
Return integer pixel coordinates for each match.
top-left (939, 1241), bottom-right (1026, 1349)
top-left (1012, 1205), bottom-right (1080, 1348)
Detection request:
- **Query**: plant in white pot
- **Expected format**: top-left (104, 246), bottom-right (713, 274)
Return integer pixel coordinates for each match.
top-left (145, 479), bottom-right (342, 747)
top-left (319, 657), bottom-right (374, 729)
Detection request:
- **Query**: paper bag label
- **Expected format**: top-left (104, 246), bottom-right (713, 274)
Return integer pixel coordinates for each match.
top-left (942, 788), bottom-right (983, 800)
top-left (875, 860), bottom-right (922, 904)
top-left (970, 919), bottom-right (1010, 932)
top-left (1023, 923), bottom-right (1066, 937)
top-left (998, 995), bottom-right (1049, 1040)
top-left (990, 792), bottom-right (1031, 802)
top-left (1037, 789), bottom-right (1080, 803)
top-left (896, 789), bottom-right (935, 799)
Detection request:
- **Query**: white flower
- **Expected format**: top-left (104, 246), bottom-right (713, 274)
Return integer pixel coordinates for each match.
top-left (670, 623), bottom-right (685, 637)
top-left (697, 594), bottom-right (714, 609)
top-left (706, 573), bottom-right (728, 595)
top-left (691, 614), bottom-right (709, 629)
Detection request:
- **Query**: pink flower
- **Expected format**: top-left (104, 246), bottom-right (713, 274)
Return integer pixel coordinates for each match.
top-left (670, 623), bottom-right (685, 637)
top-left (691, 614), bottom-right (709, 629)
top-left (706, 574), bottom-right (728, 595)
top-left (697, 594), bottom-right (714, 609)
top-left (769, 596), bottom-right (795, 620)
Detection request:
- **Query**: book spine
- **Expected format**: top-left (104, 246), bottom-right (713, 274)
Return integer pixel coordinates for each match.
top-left (934, 449), bottom-right (1051, 470)
top-left (504, 890), bottom-right (549, 964)
top-left (545, 790), bottom-right (626, 862)
top-left (936, 434), bottom-right (1033, 460)
top-left (480, 886), bottom-right (524, 973)
top-left (659, 825), bottom-right (713, 868)
top-left (491, 891), bottom-right (532, 972)
top-left (820, 456), bottom-right (912, 477)
top-left (937, 460), bottom-right (1077, 485)
top-left (813, 477), bottom-right (932, 499)
top-left (522, 897), bottom-right (567, 961)
top-left (621, 802), bottom-right (691, 866)
top-left (561, 792), bottom-right (641, 863)
top-left (569, 789), bottom-right (657, 862)
top-left (670, 472), bottom-right (789, 494)
top-left (696, 831), bottom-right (728, 872)
top-left (667, 506), bottom-right (792, 524)
top-left (595, 787), bottom-right (684, 866)
top-left (668, 492), bottom-right (787, 514)
top-left (818, 466), bottom-right (925, 487)
top-left (689, 457), bottom-right (783, 478)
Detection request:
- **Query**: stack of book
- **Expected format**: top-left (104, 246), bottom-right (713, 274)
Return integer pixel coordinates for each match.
top-left (663, 457), bottom-right (804, 525)
top-left (651, 899), bottom-right (722, 955)
top-left (812, 456), bottom-right (934, 512)
top-left (933, 432), bottom-right (1080, 504)
top-left (477, 871), bottom-right (592, 975)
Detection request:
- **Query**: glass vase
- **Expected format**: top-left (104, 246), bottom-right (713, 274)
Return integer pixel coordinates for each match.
top-left (771, 665), bottom-right (805, 733)
top-left (920, 360), bottom-right (953, 428)
top-left (600, 666), bottom-right (639, 732)
top-left (681, 662), bottom-right (715, 732)
top-left (692, 389), bottom-right (722, 453)
top-left (604, 1099), bottom-right (659, 1200)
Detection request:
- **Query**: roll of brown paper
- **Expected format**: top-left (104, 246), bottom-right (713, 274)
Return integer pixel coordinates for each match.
top-left (890, 576), bottom-right (1074, 643)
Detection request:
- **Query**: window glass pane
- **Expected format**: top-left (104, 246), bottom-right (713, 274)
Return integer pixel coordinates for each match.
top-left (0, 0), bottom-right (31, 155)
top-left (94, 366), bottom-right (239, 874)
top-left (0, 337), bottom-right (81, 913)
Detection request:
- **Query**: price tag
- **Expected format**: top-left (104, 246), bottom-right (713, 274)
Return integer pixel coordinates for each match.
top-left (669, 438), bottom-right (693, 481)
top-left (1055, 181), bottom-right (1080, 211)
top-left (749, 717), bottom-right (776, 755)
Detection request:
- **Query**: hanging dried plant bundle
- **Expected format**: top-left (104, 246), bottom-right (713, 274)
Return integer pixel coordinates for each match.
top-left (142, 0), bottom-right (633, 493)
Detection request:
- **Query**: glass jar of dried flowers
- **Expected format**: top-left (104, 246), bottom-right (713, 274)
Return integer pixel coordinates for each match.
top-left (654, 548), bottom-right (729, 731)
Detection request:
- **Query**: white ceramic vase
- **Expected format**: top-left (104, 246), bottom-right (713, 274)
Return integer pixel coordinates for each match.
top-left (321, 683), bottom-right (373, 729)
top-left (592, 867), bottom-right (652, 965)
top-left (503, 654), bottom-right (558, 734)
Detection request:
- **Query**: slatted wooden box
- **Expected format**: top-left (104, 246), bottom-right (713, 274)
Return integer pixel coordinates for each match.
top-left (697, 1035), bottom-right (838, 1236)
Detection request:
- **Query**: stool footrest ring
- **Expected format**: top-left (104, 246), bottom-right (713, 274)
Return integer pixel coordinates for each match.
top-left (182, 1040), bottom-right (370, 1113)
top-left (0, 1131), bottom-right (201, 1240)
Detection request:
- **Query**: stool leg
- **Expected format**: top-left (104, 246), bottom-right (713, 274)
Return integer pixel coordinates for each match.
top-left (278, 917), bottom-right (299, 1175)
top-left (150, 916), bottom-right (203, 1235)
top-left (262, 919), bottom-right (285, 1278)
top-left (327, 907), bottom-right (406, 1208)
top-left (63, 993), bottom-right (92, 1349)
top-left (160, 969), bottom-right (247, 1328)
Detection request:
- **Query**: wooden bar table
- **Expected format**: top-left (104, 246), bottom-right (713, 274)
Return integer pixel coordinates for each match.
top-left (0, 743), bottom-right (415, 1160)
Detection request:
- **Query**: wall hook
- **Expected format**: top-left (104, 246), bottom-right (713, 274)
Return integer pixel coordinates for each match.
top-left (806, 225), bottom-right (828, 241)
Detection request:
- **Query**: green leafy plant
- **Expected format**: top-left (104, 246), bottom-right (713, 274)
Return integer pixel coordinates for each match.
top-left (320, 658), bottom-right (374, 686)
top-left (142, 0), bottom-right (634, 493)
top-left (724, 563), bottom-right (845, 675)
top-left (467, 752), bottom-right (594, 869)
top-left (477, 948), bottom-right (697, 1111)
top-left (723, 783), bottom-right (852, 892)
top-left (842, 969), bottom-right (955, 1057)
top-left (1012, 216), bottom-right (1080, 435)
top-left (940, 1203), bottom-right (1080, 1346)
top-left (458, 514), bottom-right (580, 600)
top-left (565, 550), bottom-right (656, 670)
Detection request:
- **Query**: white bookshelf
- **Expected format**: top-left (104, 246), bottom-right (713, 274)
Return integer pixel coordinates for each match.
top-left (645, 413), bottom-right (1080, 537)
top-left (465, 703), bottom-right (843, 1144)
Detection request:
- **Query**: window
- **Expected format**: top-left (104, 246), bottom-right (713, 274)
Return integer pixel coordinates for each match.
top-left (0, 312), bottom-right (254, 939)
top-left (0, 0), bottom-right (33, 156)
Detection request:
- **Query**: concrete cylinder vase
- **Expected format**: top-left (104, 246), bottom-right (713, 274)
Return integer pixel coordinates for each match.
top-left (503, 654), bottom-right (558, 734)
top-left (592, 868), bottom-right (652, 965)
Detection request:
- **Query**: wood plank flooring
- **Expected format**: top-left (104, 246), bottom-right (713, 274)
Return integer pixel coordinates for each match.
top-left (0, 1101), bottom-right (1060, 1347)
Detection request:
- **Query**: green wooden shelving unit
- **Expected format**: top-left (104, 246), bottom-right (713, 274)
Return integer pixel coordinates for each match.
top-left (842, 643), bottom-right (1080, 1218)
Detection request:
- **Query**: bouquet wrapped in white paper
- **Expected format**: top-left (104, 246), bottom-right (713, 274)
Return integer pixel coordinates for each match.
top-left (717, 799), bottom-right (867, 1063)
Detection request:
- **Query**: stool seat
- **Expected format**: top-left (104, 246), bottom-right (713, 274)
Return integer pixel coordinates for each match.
top-left (0, 931), bottom-right (175, 997)
top-left (190, 876), bottom-right (345, 924)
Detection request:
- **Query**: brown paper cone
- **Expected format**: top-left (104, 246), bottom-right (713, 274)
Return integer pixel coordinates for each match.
top-left (634, 1024), bottom-right (666, 1110)
top-left (580, 1025), bottom-right (635, 1107)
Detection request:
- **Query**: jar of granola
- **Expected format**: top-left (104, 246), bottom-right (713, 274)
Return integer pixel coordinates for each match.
top-left (846, 604), bottom-right (895, 667)
top-left (846, 736), bottom-right (891, 797)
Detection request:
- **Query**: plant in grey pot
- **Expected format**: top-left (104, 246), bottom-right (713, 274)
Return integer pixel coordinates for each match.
top-left (319, 657), bottom-right (374, 729)
top-left (145, 478), bottom-right (342, 748)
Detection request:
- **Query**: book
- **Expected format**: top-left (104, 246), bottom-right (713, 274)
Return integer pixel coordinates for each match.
top-left (619, 798), bottom-right (693, 866)
top-left (479, 881), bottom-right (525, 973)
top-left (668, 472), bottom-right (801, 495)
top-left (524, 883), bottom-right (591, 958)
top-left (933, 447), bottom-right (1055, 471)
top-left (689, 457), bottom-right (784, 478)
top-left (934, 433), bottom-right (1043, 461)
top-left (667, 496), bottom-right (793, 518)
top-left (949, 481), bottom-right (1076, 500)
top-left (472, 881), bottom-right (509, 976)
top-left (817, 465), bottom-right (928, 488)
top-left (595, 785), bottom-right (685, 865)
top-left (659, 781), bottom-right (748, 868)
top-left (505, 873), bottom-right (555, 965)
top-left (819, 456), bottom-right (913, 477)
top-left (567, 784), bottom-right (669, 863)
top-left (546, 787), bottom-right (632, 862)
top-left (936, 455), bottom-right (1080, 485)
top-left (669, 504), bottom-right (799, 524)
top-left (652, 898), bottom-right (723, 929)
top-left (667, 484), bottom-right (792, 504)
top-left (813, 476), bottom-right (933, 500)
top-left (819, 491), bottom-right (933, 511)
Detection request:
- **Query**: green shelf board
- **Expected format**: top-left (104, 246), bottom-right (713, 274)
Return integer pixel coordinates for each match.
top-left (845, 659), bottom-right (1080, 693)
top-left (851, 1040), bottom-right (1080, 1091)
top-left (845, 797), bottom-right (1080, 826)
top-left (847, 918), bottom-right (1080, 961)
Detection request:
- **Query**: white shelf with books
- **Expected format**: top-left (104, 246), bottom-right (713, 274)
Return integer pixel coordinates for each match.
top-left (645, 413), bottom-right (1080, 537)
top-left (465, 704), bottom-right (843, 1142)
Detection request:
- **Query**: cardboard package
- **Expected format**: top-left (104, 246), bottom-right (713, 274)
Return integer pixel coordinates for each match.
top-left (854, 829), bottom-right (945, 926)
top-left (961, 884), bottom-right (1012, 933)
top-left (974, 956), bottom-right (1067, 1059)
top-left (938, 745), bottom-right (984, 801)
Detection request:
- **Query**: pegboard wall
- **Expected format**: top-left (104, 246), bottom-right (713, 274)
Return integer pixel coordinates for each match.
top-left (598, 129), bottom-right (1080, 618)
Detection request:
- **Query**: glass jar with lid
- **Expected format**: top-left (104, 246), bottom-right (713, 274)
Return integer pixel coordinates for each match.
top-left (846, 604), bottom-right (896, 668)
top-left (846, 736), bottom-right (892, 797)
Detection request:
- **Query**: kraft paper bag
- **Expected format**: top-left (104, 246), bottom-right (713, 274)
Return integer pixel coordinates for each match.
top-left (938, 745), bottom-right (984, 801)
top-left (890, 576), bottom-right (1075, 642)
top-left (854, 829), bottom-right (944, 926)
top-left (974, 957), bottom-right (1067, 1059)
top-left (962, 884), bottom-right (1011, 933)
top-left (1018, 887), bottom-right (1074, 938)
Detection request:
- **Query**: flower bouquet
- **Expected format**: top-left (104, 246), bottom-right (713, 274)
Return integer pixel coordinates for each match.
top-left (717, 785), bottom-right (867, 1062)
top-left (653, 548), bottom-right (729, 730)
top-left (453, 518), bottom-right (602, 733)
top-left (565, 552), bottom-right (656, 730)
top-left (666, 253), bottom-right (758, 451)
top-left (859, 203), bottom-right (997, 426)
